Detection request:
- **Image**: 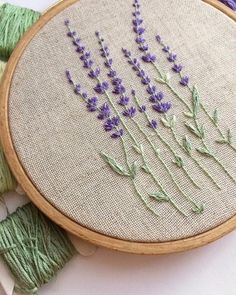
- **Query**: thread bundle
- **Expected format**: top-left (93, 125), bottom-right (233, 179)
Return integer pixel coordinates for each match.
top-left (0, 145), bottom-right (16, 194)
top-left (0, 203), bottom-right (76, 294)
top-left (220, 0), bottom-right (236, 10)
top-left (0, 3), bottom-right (41, 59)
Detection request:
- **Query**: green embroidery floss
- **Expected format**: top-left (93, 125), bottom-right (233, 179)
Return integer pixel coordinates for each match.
top-left (0, 145), bottom-right (16, 194)
top-left (0, 3), bottom-right (41, 59)
top-left (0, 203), bottom-right (76, 294)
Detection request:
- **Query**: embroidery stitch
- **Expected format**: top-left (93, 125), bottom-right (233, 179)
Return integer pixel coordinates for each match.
top-left (131, 0), bottom-right (236, 184)
top-left (64, 20), bottom-right (203, 215)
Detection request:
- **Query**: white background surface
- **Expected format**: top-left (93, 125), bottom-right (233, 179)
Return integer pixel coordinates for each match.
top-left (3, 0), bottom-right (236, 294)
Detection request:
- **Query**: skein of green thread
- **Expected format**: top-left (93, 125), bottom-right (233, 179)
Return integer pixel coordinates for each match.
top-left (0, 203), bottom-right (77, 294)
top-left (0, 59), bottom-right (6, 79)
top-left (0, 145), bottom-right (16, 194)
top-left (0, 3), bottom-right (41, 59)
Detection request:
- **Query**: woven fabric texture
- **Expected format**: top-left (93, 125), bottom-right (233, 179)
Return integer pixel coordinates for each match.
top-left (8, 0), bottom-right (236, 242)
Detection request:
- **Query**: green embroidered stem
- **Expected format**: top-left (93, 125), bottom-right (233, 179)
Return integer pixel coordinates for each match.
top-left (133, 94), bottom-right (200, 189)
top-left (120, 136), bottom-right (159, 217)
top-left (0, 203), bottom-right (76, 293)
top-left (171, 129), bottom-right (221, 190)
top-left (139, 145), bottom-right (187, 216)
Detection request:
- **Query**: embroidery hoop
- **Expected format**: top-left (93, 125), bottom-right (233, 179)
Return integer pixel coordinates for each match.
top-left (0, 0), bottom-right (235, 255)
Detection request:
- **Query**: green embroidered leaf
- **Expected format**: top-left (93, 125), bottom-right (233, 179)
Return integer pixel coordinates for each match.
top-left (132, 144), bottom-right (143, 154)
top-left (173, 155), bottom-right (184, 168)
top-left (227, 129), bottom-right (232, 144)
top-left (149, 191), bottom-right (170, 202)
top-left (161, 117), bottom-right (170, 128)
top-left (130, 161), bottom-right (138, 179)
top-left (101, 153), bottom-right (130, 177)
top-left (185, 123), bottom-right (201, 138)
top-left (216, 139), bottom-right (228, 144)
top-left (192, 85), bottom-right (200, 118)
top-left (170, 115), bottom-right (176, 128)
top-left (184, 112), bottom-right (194, 118)
top-left (141, 165), bottom-right (150, 174)
top-left (156, 73), bottom-right (171, 84)
top-left (182, 136), bottom-right (192, 154)
top-left (196, 147), bottom-right (212, 157)
top-left (213, 109), bottom-right (218, 125)
top-left (197, 124), bottom-right (205, 138)
top-left (192, 204), bottom-right (204, 214)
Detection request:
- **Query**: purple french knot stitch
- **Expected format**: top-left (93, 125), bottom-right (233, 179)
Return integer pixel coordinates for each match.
top-left (148, 119), bottom-right (158, 129)
top-left (152, 102), bottom-right (172, 113)
top-left (180, 76), bottom-right (189, 86)
top-left (172, 64), bottom-right (183, 73)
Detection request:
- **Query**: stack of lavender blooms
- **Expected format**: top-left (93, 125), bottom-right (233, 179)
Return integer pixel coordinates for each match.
top-left (63, 1), bottom-right (235, 217)
top-left (129, 0), bottom-right (236, 186)
top-left (64, 19), bottom-right (208, 217)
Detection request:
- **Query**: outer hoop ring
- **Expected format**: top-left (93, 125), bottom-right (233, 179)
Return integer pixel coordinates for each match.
top-left (0, 0), bottom-right (235, 255)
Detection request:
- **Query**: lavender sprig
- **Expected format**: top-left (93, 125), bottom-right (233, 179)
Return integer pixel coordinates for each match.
top-left (95, 32), bottom-right (204, 212)
top-left (130, 1), bottom-right (236, 185)
top-left (66, 70), bottom-right (123, 139)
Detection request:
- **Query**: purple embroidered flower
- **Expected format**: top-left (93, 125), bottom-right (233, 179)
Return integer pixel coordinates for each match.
top-left (66, 70), bottom-right (73, 84)
top-left (148, 119), bottom-right (158, 129)
top-left (67, 31), bottom-right (76, 37)
top-left (142, 53), bottom-right (156, 63)
top-left (162, 46), bottom-right (170, 53)
top-left (83, 59), bottom-right (93, 69)
top-left (108, 70), bottom-right (117, 77)
top-left (113, 84), bottom-right (126, 95)
top-left (88, 68), bottom-right (100, 79)
top-left (147, 85), bottom-right (156, 95)
top-left (133, 18), bottom-right (143, 26)
top-left (104, 58), bottom-right (113, 68)
top-left (152, 102), bottom-right (172, 113)
top-left (76, 45), bottom-right (85, 54)
top-left (134, 27), bottom-right (145, 35)
top-left (97, 103), bottom-right (111, 120)
top-left (64, 19), bottom-right (70, 26)
top-left (180, 76), bottom-right (189, 86)
top-left (136, 37), bottom-right (145, 44)
top-left (104, 116), bottom-right (120, 131)
top-left (149, 92), bottom-right (164, 103)
top-left (167, 53), bottom-right (177, 62)
top-left (122, 106), bottom-right (136, 118)
top-left (80, 51), bottom-right (91, 60)
top-left (139, 44), bottom-right (149, 52)
top-left (122, 48), bottom-right (131, 58)
top-left (141, 76), bottom-right (151, 85)
top-left (112, 78), bottom-right (123, 85)
top-left (111, 129), bottom-right (124, 139)
top-left (172, 64), bottom-right (183, 73)
top-left (118, 96), bottom-right (130, 106)
top-left (156, 35), bottom-right (161, 43)
top-left (94, 81), bottom-right (109, 94)
top-left (86, 97), bottom-right (98, 112)
top-left (139, 105), bottom-right (146, 113)
top-left (74, 84), bottom-right (81, 94)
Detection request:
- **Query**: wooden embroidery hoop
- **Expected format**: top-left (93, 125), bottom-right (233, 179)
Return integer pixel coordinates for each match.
top-left (0, 0), bottom-right (235, 255)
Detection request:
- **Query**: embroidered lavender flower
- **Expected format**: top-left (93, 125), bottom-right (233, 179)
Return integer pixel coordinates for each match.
top-left (155, 34), bottom-right (189, 85)
top-left (122, 48), bottom-right (171, 114)
top-left (94, 81), bottom-right (109, 94)
top-left (139, 105), bottom-right (146, 113)
top-left (65, 70), bottom-right (123, 139)
top-left (153, 102), bottom-right (172, 113)
top-left (172, 64), bottom-right (183, 73)
top-left (118, 96), bottom-right (130, 106)
top-left (88, 68), bottom-right (100, 79)
top-left (167, 53), bottom-right (177, 63)
top-left (148, 119), bottom-right (158, 129)
top-left (132, 0), bottom-right (157, 63)
top-left (180, 76), bottom-right (189, 86)
top-left (122, 107), bottom-right (137, 118)
top-left (113, 84), bottom-right (126, 95)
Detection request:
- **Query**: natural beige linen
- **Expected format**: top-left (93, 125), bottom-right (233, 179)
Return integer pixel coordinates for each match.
top-left (8, 0), bottom-right (236, 242)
